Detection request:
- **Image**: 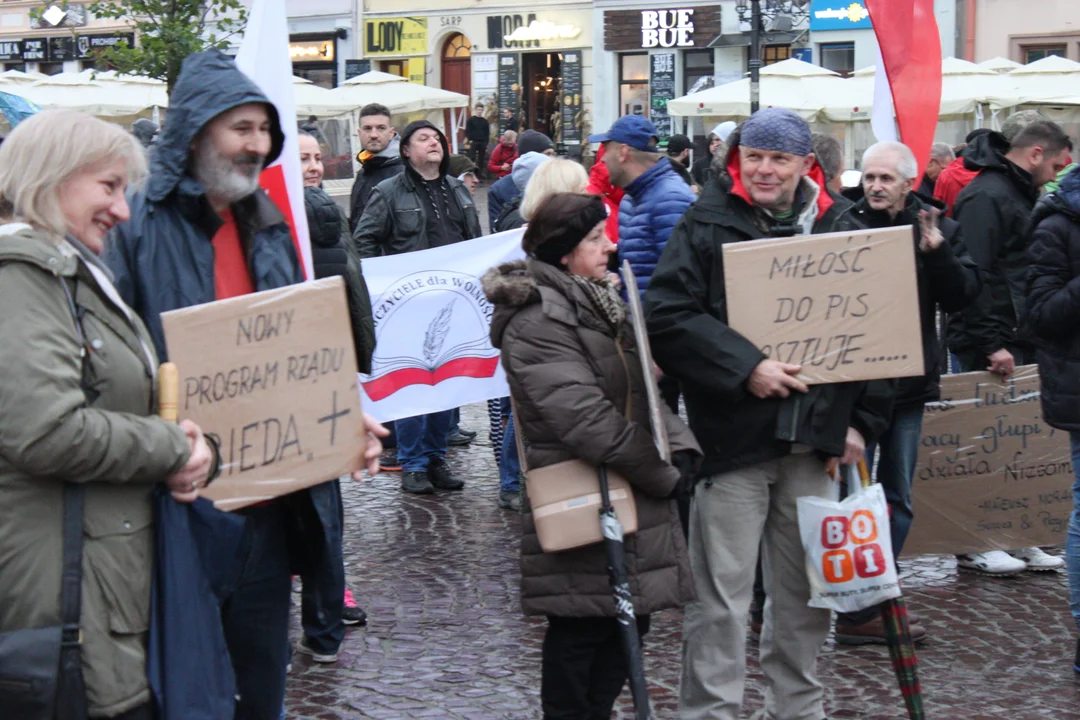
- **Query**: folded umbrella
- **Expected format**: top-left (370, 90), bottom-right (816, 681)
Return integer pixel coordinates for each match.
top-left (857, 458), bottom-right (926, 720)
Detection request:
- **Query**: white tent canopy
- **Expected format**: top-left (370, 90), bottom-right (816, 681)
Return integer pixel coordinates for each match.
top-left (330, 71), bottom-right (469, 114)
top-left (1005, 55), bottom-right (1080, 106)
top-left (822, 57), bottom-right (1018, 121)
top-left (15, 70), bottom-right (167, 117)
top-left (979, 57), bottom-right (1023, 74)
top-left (666, 59), bottom-right (845, 120)
top-left (292, 76), bottom-right (356, 118)
top-left (0, 69), bottom-right (48, 84)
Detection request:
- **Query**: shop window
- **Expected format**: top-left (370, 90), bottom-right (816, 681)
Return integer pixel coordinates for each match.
top-left (38, 62), bottom-right (63, 76)
top-left (3, 62), bottom-right (25, 73)
top-left (685, 49), bottom-right (715, 95)
top-left (444, 34), bottom-right (471, 58)
top-left (1023, 45), bottom-right (1066, 64)
top-left (381, 60), bottom-right (406, 78)
top-left (820, 42), bottom-right (855, 77)
top-left (296, 66), bottom-right (335, 89)
top-left (763, 44), bottom-right (791, 66)
top-left (619, 52), bottom-right (649, 117)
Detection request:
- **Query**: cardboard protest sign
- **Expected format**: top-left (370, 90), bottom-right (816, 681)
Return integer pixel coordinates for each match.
top-left (161, 277), bottom-right (364, 511)
top-left (722, 226), bottom-right (922, 384)
top-left (904, 366), bottom-right (1074, 555)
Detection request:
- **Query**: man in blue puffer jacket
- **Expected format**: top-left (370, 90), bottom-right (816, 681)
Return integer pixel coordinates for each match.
top-left (590, 115), bottom-right (696, 295)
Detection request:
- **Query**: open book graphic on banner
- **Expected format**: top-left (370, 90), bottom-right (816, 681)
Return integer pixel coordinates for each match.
top-left (362, 291), bottom-right (502, 401)
top-left (358, 229), bottom-right (526, 422)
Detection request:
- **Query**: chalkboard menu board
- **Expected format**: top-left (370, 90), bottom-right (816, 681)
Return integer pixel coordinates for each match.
top-left (345, 59), bottom-right (371, 80)
top-left (497, 53), bottom-right (520, 134)
top-left (650, 53), bottom-right (676, 141)
top-left (561, 51), bottom-right (583, 152)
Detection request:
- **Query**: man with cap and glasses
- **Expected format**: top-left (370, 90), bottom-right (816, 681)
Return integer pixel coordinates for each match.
top-left (645, 108), bottom-right (894, 720)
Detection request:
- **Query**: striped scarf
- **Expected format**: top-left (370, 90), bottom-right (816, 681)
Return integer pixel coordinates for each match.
top-left (570, 274), bottom-right (626, 330)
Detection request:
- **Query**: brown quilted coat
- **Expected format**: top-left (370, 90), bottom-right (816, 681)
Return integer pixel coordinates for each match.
top-left (483, 258), bottom-right (699, 617)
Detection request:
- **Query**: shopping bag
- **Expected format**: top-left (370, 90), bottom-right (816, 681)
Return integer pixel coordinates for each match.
top-left (797, 479), bottom-right (901, 613)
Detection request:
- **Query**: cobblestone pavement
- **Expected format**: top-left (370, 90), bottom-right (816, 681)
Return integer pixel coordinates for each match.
top-left (285, 405), bottom-right (1080, 720)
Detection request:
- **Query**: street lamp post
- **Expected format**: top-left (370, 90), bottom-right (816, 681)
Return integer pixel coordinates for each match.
top-left (736, 0), bottom-right (811, 116)
top-left (749, 0), bottom-right (762, 114)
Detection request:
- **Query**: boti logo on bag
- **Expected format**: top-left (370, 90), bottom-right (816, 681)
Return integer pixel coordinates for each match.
top-left (820, 510), bottom-right (888, 583)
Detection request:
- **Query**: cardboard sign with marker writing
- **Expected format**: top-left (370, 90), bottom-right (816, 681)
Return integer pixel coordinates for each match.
top-left (722, 226), bottom-right (923, 384)
top-left (161, 278), bottom-right (364, 511)
top-left (904, 366), bottom-right (1074, 555)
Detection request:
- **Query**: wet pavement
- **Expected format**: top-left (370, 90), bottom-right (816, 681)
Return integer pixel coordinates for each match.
top-left (285, 404), bottom-right (1080, 720)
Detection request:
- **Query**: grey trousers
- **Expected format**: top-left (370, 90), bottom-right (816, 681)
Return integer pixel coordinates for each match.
top-left (679, 452), bottom-right (833, 720)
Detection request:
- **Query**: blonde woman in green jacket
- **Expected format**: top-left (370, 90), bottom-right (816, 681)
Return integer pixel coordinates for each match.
top-left (0, 110), bottom-right (217, 719)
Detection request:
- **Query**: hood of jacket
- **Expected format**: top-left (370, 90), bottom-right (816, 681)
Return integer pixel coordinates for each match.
top-left (400, 120), bottom-right (451, 177)
top-left (0, 226), bottom-right (80, 277)
top-left (624, 156), bottom-right (683, 201)
top-left (1033, 164), bottom-right (1080, 227)
top-left (147, 50), bottom-right (284, 204)
top-left (585, 144), bottom-right (625, 205)
top-left (963, 130), bottom-right (1040, 204)
top-left (962, 130), bottom-right (1012, 172)
top-left (484, 260), bottom-right (538, 348)
top-left (358, 135), bottom-right (401, 166)
top-left (511, 151), bottom-right (550, 192)
top-left (720, 127), bottom-right (835, 224)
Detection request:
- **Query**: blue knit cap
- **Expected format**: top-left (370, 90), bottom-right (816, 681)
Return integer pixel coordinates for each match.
top-left (740, 108), bottom-right (813, 157)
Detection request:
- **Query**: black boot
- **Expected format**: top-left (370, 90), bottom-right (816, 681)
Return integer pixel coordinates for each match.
top-left (402, 471), bottom-right (434, 495)
top-left (428, 458), bottom-right (465, 490)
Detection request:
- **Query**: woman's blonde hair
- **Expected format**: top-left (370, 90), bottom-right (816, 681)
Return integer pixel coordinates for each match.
top-left (0, 109), bottom-right (148, 236)
top-left (520, 158), bottom-right (589, 222)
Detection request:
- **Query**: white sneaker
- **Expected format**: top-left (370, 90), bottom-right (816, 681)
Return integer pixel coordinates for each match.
top-left (1009, 547), bottom-right (1065, 571)
top-left (296, 641), bottom-right (339, 664)
top-left (956, 550), bottom-right (1027, 576)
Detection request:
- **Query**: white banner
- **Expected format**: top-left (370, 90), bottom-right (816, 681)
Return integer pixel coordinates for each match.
top-left (359, 229), bottom-right (526, 422)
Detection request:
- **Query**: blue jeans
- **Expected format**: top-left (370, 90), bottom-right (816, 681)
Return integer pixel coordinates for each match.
top-left (500, 412), bottom-right (522, 493)
top-left (838, 405), bottom-right (923, 626)
top-left (223, 502), bottom-right (293, 720)
top-left (397, 410), bottom-right (453, 472)
top-left (1068, 432), bottom-right (1080, 633)
top-left (868, 404), bottom-right (925, 560)
top-left (300, 480), bottom-right (346, 655)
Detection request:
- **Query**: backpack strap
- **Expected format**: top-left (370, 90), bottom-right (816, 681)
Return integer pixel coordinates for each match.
top-left (55, 277), bottom-right (89, 720)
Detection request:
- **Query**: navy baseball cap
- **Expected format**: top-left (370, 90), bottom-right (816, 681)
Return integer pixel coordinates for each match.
top-left (588, 115), bottom-right (660, 152)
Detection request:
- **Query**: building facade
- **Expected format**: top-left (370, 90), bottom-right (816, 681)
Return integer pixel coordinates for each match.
top-left (962, 0), bottom-right (1080, 62)
top-left (0, 2), bottom-right (135, 75)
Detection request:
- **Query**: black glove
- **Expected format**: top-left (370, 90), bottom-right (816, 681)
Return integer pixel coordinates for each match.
top-left (669, 450), bottom-right (697, 499)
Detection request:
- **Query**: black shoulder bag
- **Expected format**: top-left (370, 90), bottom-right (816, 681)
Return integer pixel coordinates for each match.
top-left (0, 277), bottom-right (89, 720)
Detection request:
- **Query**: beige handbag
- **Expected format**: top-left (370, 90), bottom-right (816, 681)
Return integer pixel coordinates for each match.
top-left (512, 393), bottom-right (639, 553)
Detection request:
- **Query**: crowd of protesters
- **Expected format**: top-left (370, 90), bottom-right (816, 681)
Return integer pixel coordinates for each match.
top-left (1, 45), bottom-right (1079, 720)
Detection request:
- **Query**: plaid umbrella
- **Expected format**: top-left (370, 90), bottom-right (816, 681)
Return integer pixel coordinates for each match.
top-left (857, 458), bottom-right (925, 720)
top-left (0, 90), bottom-right (40, 128)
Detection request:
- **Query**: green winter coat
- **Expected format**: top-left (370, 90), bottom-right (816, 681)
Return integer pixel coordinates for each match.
top-left (0, 227), bottom-right (190, 717)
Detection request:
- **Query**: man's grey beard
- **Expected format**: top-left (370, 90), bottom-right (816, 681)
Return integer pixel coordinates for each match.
top-left (192, 140), bottom-right (264, 205)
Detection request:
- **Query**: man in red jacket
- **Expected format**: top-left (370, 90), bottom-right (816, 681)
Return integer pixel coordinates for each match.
top-left (487, 129), bottom-right (518, 178)
top-left (934, 128), bottom-right (990, 215)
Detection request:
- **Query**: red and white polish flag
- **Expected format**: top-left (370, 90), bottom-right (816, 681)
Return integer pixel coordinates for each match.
top-left (235, 0), bottom-right (313, 280)
top-left (866, 0), bottom-right (943, 179)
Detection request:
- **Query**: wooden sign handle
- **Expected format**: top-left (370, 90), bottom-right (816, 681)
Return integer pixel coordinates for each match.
top-left (158, 362), bottom-right (179, 424)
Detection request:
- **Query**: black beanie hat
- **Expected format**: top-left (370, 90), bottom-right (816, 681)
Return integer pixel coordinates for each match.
top-left (523, 193), bottom-right (608, 267)
top-left (518, 129), bottom-right (554, 156)
top-left (400, 120), bottom-right (450, 176)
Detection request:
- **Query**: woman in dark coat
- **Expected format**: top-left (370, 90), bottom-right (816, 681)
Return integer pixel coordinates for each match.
top-left (482, 192), bottom-right (700, 718)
